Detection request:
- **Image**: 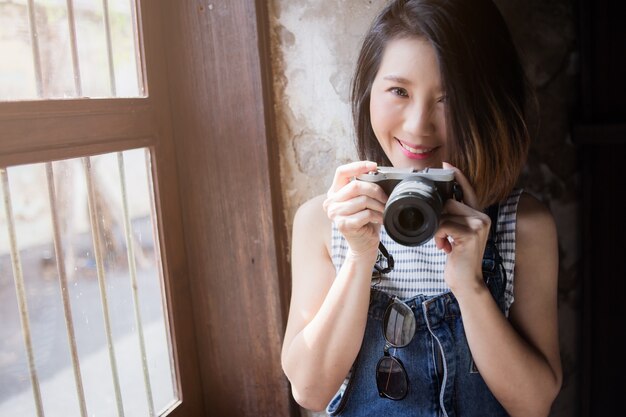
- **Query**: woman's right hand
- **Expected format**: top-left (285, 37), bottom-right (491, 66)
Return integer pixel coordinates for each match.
top-left (322, 161), bottom-right (388, 258)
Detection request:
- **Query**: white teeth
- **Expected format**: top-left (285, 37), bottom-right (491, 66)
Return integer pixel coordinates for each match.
top-left (400, 142), bottom-right (432, 154)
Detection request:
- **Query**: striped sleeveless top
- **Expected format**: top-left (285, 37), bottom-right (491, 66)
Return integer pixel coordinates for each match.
top-left (331, 189), bottom-right (523, 316)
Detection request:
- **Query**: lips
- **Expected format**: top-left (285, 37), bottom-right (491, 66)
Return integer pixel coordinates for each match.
top-left (396, 138), bottom-right (437, 160)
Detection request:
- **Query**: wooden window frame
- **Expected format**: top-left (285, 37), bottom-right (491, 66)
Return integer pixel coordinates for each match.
top-left (0, 0), bottom-right (293, 415)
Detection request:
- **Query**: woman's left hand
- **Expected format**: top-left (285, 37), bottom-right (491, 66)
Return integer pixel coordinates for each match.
top-left (434, 162), bottom-right (491, 294)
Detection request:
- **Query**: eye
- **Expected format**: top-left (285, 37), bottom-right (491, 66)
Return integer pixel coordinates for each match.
top-left (437, 95), bottom-right (448, 104)
top-left (389, 87), bottom-right (409, 97)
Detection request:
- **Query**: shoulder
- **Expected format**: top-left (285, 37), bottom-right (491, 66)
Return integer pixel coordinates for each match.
top-left (294, 193), bottom-right (327, 222)
top-left (292, 194), bottom-right (332, 255)
top-left (513, 191), bottom-right (558, 279)
top-left (294, 193), bottom-right (329, 231)
top-left (515, 191), bottom-right (557, 245)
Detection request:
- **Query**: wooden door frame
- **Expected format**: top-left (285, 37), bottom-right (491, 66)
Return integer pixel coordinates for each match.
top-left (155, 0), bottom-right (294, 415)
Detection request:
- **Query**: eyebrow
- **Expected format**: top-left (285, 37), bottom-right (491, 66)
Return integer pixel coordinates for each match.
top-left (382, 75), bottom-right (412, 85)
top-left (381, 74), bottom-right (445, 95)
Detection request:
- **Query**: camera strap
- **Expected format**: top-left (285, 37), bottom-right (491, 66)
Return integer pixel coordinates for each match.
top-left (374, 242), bottom-right (395, 274)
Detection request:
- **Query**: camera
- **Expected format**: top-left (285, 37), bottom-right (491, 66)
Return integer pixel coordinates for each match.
top-left (357, 167), bottom-right (462, 246)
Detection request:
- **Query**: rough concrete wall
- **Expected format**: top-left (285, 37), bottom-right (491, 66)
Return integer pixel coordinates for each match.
top-left (269, 1), bottom-right (579, 416)
top-left (268, 0), bottom-right (389, 228)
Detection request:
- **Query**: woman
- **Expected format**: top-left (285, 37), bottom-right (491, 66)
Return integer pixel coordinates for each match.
top-left (281, 1), bottom-right (562, 415)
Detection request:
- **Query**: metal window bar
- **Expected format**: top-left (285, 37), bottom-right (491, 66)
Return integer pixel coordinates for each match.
top-left (144, 149), bottom-right (179, 404)
top-left (129, 0), bottom-right (145, 95)
top-left (26, 0), bottom-right (44, 97)
top-left (101, 0), bottom-right (117, 96)
top-left (65, 0), bottom-right (83, 96)
top-left (82, 157), bottom-right (125, 417)
top-left (117, 152), bottom-right (156, 416)
top-left (0, 168), bottom-right (45, 417)
top-left (45, 163), bottom-right (88, 417)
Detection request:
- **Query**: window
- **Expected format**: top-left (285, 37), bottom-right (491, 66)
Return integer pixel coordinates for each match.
top-left (0, 1), bottom-right (201, 416)
top-left (0, 0), bottom-right (143, 101)
top-left (2, 1), bottom-right (292, 415)
top-left (0, 150), bottom-right (176, 416)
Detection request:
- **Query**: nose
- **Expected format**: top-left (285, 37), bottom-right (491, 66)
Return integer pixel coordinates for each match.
top-left (402, 102), bottom-right (435, 136)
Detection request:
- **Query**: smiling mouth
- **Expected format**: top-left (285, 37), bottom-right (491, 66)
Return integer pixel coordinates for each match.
top-left (397, 139), bottom-right (435, 155)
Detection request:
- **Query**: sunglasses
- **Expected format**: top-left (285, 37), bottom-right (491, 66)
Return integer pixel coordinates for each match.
top-left (376, 297), bottom-right (416, 400)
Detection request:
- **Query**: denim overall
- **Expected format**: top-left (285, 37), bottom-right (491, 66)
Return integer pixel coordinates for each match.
top-left (327, 205), bottom-right (509, 416)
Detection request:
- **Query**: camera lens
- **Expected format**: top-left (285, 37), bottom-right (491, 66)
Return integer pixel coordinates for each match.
top-left (398, 207), bottom-right (424, 231)
top-left (383, 177), bottom-right (443, 246)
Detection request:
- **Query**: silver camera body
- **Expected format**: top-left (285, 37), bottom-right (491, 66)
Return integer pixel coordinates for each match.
top-left (357, 167), bottom-right (461, 246)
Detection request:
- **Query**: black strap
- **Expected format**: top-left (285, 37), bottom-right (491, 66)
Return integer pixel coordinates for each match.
top-left (485, 203), bottom-right (499, 243)
top-left (374, 242), bottom-right (395, 274)
top-left (483, 204), bottom-right (505, 274)
top-left (483, 203), bottom-right (508, 313)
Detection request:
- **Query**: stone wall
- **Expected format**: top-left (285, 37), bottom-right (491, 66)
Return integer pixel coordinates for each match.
top-left (269, 1), bottom-right (580, 416)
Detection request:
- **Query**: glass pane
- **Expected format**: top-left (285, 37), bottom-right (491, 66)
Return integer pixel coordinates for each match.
top-left (0, 1), bottom-right (38, 100)
top-left (0, 0), bottom-right (144, 101)
top-left (0, 149), bottom-right (177, 417)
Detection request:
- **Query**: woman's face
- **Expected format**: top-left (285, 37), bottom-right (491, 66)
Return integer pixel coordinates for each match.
top-left (369, 37), bottom-right (448, 169)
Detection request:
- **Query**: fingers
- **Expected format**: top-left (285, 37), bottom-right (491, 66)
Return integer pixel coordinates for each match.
top-left (434, 221), bottom-right (480, 254)
top-left (434, 201), bottom-right (491, 253)
top-left (325, 193), bottom-right (386, 219)
top-left (323, 161), bottom-right (388, 253)
top-left (436, 162), bottom-right (487, 253)
top-left (329, 160), bottom-right (378, 194)
top-left (334, 208), bottom-right (383, 232)
top-left (442, 161), bottom-right (479, 209)
top-left (323, 175), bottom-right (387, 228)
top-left (332, 177), bottom-right (388, 204)
top-left (324, 160), bottom-right (387, 215)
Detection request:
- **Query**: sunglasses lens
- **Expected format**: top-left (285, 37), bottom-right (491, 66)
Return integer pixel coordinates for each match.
top-left (383, 301), bottom-right (416, 347)
top-left (376, 356), bottom-right (408, 400)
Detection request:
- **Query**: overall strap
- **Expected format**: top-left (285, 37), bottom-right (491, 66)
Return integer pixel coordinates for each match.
top-left (483, 203), bottom-right (507, 313)
top-left (486, 203), bottom-right (500, 243)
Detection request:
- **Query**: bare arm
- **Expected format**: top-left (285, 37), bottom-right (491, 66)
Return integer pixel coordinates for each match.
top-left (281, 161), bottom-right (387, 411)
top-left (445, 191), bottom-right (562, 416)
top-left (433, 163), bottom-right (561, 416)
